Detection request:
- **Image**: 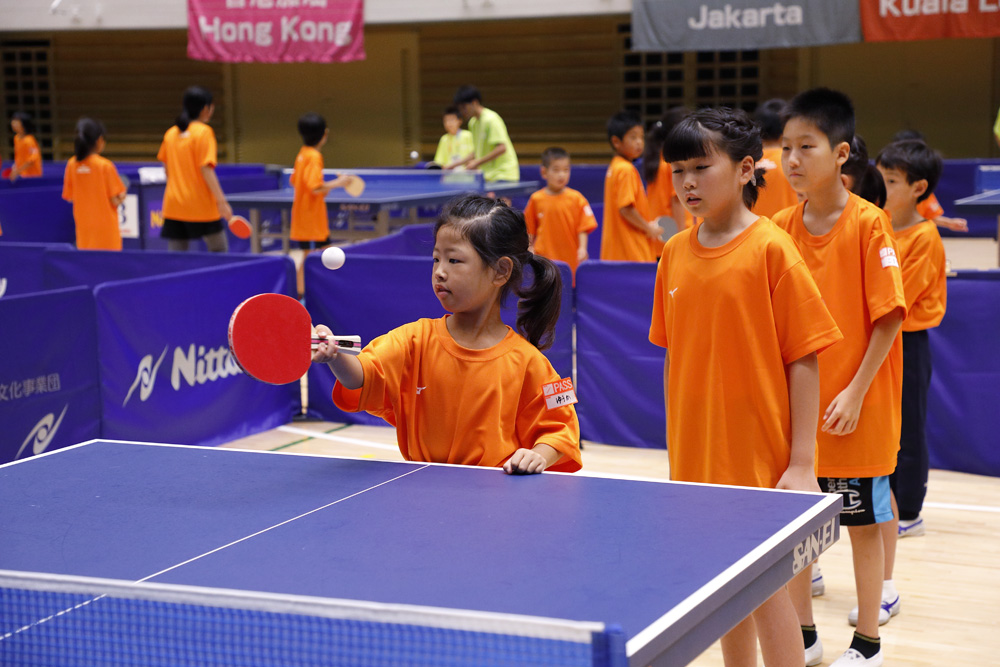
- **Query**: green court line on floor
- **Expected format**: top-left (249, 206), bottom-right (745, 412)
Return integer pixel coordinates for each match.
top-left (269, 423), bottom-right (354, 452)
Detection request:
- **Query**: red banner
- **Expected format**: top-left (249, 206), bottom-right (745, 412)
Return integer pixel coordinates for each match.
top-left (861, 0), bottom-right (1000, 42)
top-left (188, 0), bottom-right (365, 64)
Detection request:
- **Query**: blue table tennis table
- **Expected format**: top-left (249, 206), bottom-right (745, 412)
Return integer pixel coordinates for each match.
top-left (0, 440), bottom-right (841, 666)
top-left (227, 169), bottom-right (540, 252)
top-left (953, 188), bottom-right (1000, 216)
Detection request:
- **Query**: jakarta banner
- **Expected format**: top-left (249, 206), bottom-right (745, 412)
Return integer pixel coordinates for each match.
top-left (188, 0), bottom-right (365, 63)
top-left (632, 1), bottom-right (862, 51)
top-left (861, 0), bottom-right (1000, 42)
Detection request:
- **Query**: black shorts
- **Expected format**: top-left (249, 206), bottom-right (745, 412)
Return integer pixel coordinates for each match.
top-left (161, 218), bottom-right (225, 240)
top-left (297, 237), bottom-right (330, 250)
top-left (818, 476), bottom-right (893, 527)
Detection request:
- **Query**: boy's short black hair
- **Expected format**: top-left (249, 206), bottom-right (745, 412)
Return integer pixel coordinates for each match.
top-left (607, 110), bottom-right (642, 144)
top-left (298, 112), bottom-right (327, 147)
top-left (891, 128), bottom-right (925, 143)
top-left (540, 147), bottom-right (569, 168)
top-left (754, 99), bottom-right (787, 142)
top-left (783, 87), bottom-right (855, 148)
top-left (453, 85), bottom-right (482, 106)
top-left (875, 139), bottom-right (943, 203)
top-left (11, 111), bottom-right (35, 135)
top-left (443, 106), bottom-right (461, 118)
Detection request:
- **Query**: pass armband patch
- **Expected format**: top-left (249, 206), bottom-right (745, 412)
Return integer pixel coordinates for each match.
top-left (542, 378), bottom-right (578, 410)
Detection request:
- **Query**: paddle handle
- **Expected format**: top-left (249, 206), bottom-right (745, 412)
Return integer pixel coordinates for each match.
top-left (311, 335), bottom-right (362, 356)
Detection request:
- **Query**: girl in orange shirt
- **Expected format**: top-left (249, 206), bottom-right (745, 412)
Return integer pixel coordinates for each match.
top-left (312, 194), bottom-right (582, 475)
top-left (157, 87), bottom-right (232, 252)
top-left (62, 118), bottom-right (126, 250)
top-left (653, 108), bottom-right (841, 667)
top-left (8, 112), bottom-right (42, 181)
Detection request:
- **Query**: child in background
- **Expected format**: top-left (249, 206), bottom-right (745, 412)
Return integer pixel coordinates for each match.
top-left (601, 111), bottom-right (662, 262)
top-left (523, 147), bottom-right (597, 283)
top-left (892, 130), bottom-right (968, 232)
top-left (61, 118), bottom-right (127, 251)
top-left (433, 107), bottom-right (473, 168)
top-left (752, 99), bottom-right (799, 217)
top-left (447, 85), bottom-right (520, 183)
top-left (876, 139), bottom-right (946, 541)
top-left (290, 112), bottom-right (357, 294)
top-left (157, 86), bottom-right (232, 253)
top-left (8, 112), bottom-right (42, 181)
top-left (644, 106), bottom-right (694, 234)
top-left (774, 88), bottom-right (906, 667)
top-left (651, 107), bottom-right (841, 667)
top-left (313, 194), bottom-right (582, 475)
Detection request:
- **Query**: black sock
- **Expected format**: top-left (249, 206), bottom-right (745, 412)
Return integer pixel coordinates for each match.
top-left (801, 625), bottom-right (817, 648)
top-left (850, 631), bottom-right (880, 659)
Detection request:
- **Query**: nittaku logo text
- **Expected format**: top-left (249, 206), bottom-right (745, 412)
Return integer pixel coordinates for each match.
top-left (124, 343), bottom-right (242, 406)
top-left (688, 3), bottom-right (804, 30)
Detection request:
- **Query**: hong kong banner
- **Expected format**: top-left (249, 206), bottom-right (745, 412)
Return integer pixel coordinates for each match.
top-left (632, 0), bottom-right (862, 51)
top-left (188, 0), bottom-right (365, 64)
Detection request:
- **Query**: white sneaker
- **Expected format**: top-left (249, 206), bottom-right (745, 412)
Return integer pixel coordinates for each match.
top-left (898, 516), bottom-right (925, 537)
top-left (812, 566), bottom-right (825, 596)
top-left (848, 594), bottom-right (901, 626)
top-left (830, 647), bottom-right (883, 666)
top-left (805, 636), bottom-right (823, 667)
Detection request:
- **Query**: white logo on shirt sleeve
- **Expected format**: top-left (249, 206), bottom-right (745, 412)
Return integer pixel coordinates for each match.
top-left (879, 247), bottom-right (899, 269)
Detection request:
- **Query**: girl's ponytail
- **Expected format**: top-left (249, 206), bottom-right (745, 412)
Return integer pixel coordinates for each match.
top-left (516, 254), bottom-right (561, 351)
top-left (176, 86), bottom-right (213, 132)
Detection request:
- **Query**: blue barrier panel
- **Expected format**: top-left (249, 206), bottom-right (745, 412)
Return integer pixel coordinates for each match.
top-left (926, 273), bottom-right (1000, 476)
top-left (0, 287), bottom-right (101, 463)
top-left (519, 163), bottom-right (607, 206)
top-left (41, 248), bottom-right (261, 291)
top-left (0, 186), bottom-right (74, 243)
top-left (575, 261), bottom-right (665, 449)
top-left (303, 253), bottom-right (574, 423)
top-left (0, 242), bottom-right (74, 297)
top-left (97, 256), bottom-right (299, 446)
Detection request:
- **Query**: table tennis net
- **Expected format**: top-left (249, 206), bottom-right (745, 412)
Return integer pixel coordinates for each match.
top-left (0, 571), bottom-right (626, 666)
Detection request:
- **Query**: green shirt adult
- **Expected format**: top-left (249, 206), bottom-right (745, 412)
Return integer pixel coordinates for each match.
top-left (469, 107), bottom-right (519, 182)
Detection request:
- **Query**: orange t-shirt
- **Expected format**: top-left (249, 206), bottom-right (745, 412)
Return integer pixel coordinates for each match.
top-left (916, 194), bottom-right (944, 221)
top-left (646, 157), bottom-right (695, 232)
top-left (157, 121), bottom-right (219, 222)
top-left (895, 219), bottom-right (947, 332)
top-left (332, 316), bottom-right (582, 473)
top-left (524, 186), bottom-right (597, 278)
top-left (773, 194), bottom-right (907, 478)
top-left (752, 146), bottom-right (799, 218)
top-left (649, 219), bottom-right (842, 488)
top-left (290, 146), bottom-right (328, 242)
top-left (600, 155), bottom-right (656, 262)
top-left (14, 134), bottom-right (42, 177)
top-left (62, 154), bottom-right (126, 251)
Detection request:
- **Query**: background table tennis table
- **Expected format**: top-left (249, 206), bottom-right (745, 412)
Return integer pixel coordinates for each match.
top-left (953, 188), bottom-right (1000, 216)
top-left (0, 440), bottom-right (841, 666)
top-left (228, 169), bottom-right (540, 252)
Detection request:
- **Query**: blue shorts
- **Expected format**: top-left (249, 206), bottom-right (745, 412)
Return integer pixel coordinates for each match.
top-left (818, 476), bottom-right (893, 526)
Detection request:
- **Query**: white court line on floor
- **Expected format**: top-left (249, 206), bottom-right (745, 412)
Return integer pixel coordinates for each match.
top-left (277, 425), bottom-right (400, 452)
top-left (924, 501), bottom-right (1000, 514)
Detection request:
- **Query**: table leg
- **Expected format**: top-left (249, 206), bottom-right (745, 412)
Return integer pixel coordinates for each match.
top-left (250, 209), bottom-right (261, 254)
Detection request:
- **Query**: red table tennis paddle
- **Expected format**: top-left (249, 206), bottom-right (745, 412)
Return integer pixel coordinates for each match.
top-left (228, 293), bottom-right (361, 385)
top-left (228, 214), bottom-right (252, 239)
top-left (1, 167), bottom-right (11, 179)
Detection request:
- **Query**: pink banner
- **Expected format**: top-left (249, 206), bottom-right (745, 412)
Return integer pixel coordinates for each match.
top-left (188, 0), bottom-right (365, 64)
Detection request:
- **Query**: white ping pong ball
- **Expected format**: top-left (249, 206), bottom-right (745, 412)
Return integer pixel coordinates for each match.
top-left (322, 246), bottom-right (346, 270)
top-left (409, 150), bottom-right (419, 159)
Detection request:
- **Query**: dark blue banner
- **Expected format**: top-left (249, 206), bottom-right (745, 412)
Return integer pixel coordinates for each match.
top-left (97, 256), bottom-right (298, 446)
top-left (0, 287), bottom-right (100, 463)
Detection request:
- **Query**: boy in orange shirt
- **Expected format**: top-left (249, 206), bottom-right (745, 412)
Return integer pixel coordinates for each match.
top-left (62, 118), bottom-right (127, 250)
top-left (651, 107), bottom-right (842, 667)
top-left (600, 111), bottom-right (663, 262)
top-left (773, 88), bottom-right (906, 667)
top-left (9, 112), bottom-right (42, 181)
top-left (523, 147), bottom-right (597, 282)
top-left (751, 99), bottom-right (799, 217)
top-left (876, 139), bottom-right (946, 541)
